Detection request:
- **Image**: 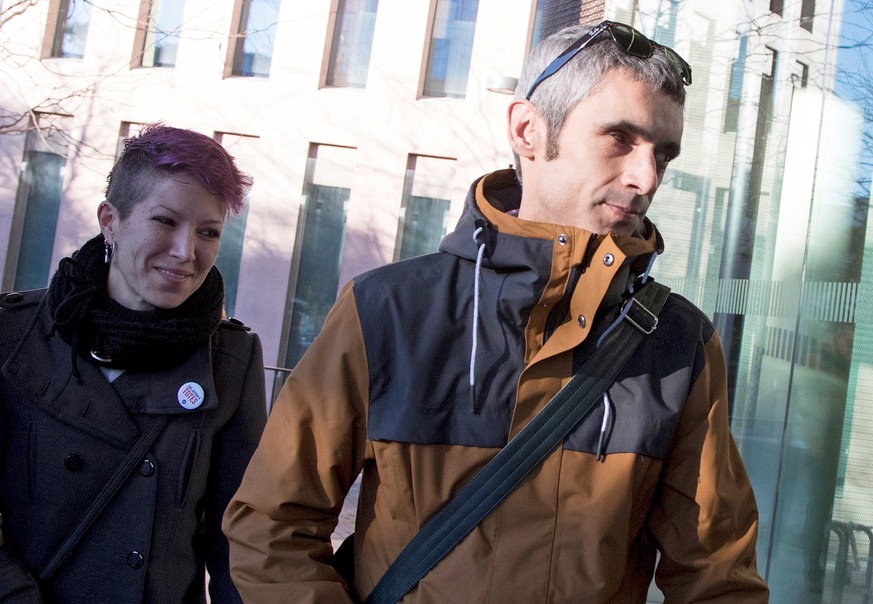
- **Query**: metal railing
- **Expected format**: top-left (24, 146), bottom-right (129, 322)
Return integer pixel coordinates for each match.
top-left (264, 365), bottom-right (293, 413)
top-left (825, 520), bottom-right (873, 604)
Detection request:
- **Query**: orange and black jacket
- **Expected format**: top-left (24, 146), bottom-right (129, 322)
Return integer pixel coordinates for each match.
top-left (224, 169), bottom-right (769, 603)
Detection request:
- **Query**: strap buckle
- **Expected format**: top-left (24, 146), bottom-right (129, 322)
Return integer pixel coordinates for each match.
top-left (622, 296), bottom-right (658, 334)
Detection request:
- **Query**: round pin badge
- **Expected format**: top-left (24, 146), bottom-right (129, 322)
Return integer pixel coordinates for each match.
top-left (177, 382), bottom-right (205, 410)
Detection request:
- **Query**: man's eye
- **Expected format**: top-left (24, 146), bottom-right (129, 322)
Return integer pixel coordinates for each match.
top-left (611, 132), bottom-right (630, 145)
top-left (655, 152), bottom-right (674, 166)
top-left (153, 216), bottom-right (174, 226)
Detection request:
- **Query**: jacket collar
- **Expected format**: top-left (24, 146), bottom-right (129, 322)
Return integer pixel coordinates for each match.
top-left (440, 168), bottom-right (663, 275)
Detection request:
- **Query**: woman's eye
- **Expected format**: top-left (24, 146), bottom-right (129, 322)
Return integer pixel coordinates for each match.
top-left (201, 229), bottom-right (221, 239)
top-left (153, 216), bottom-right (174, 226)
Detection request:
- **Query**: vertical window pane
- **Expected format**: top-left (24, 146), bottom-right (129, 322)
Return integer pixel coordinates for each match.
top-left (141, 0), bottom-right (186, 67)
top-left (51, 0), bottom-right (92, 58)
top-left (10, 116), bottom-right (69, 290)
top-left (423, 0), bottom-right (479, 98)
top-left (116, 122), bottom-right (148, 159)
top-left (531, 0), bottom-right (581, 48)
top-left (724, 34), bottom-right (748, 133)
top-left (801, 0), bottom-right (815, 32)
top-left (232, 0), bottom-right (281, 77)
top-left (325, 0), bottom-right (379, 88)
top-left (214, 133), bottom-right (258, 317)
top-left (285, 145), bottom-right (355, 367)
top-left (396, 155), bottom-right (455, 260)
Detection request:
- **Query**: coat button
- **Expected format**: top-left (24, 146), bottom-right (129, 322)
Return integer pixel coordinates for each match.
top-left (3, 292), bottom-right (23, 304)
top-left (138, 459), bottom-right (155, 477)
top-left (557, 234), bottom-right (568, 245)
top-left (126, 551), bottom-right (144, 569)
top-left (64, 454), bottom-right (85, 472)
top-left (603, 253), bottom-right (615, 266)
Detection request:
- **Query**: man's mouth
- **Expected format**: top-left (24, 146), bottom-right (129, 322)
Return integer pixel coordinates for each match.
top-left (604, 203), bottom-right (640, 217)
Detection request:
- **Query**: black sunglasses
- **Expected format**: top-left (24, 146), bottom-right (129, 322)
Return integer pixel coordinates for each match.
top-left (524, 20), bottom-right (692, 100)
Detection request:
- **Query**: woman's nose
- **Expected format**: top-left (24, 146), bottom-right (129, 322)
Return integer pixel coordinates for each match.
top-left (170, 230), bottom-right (196, 261)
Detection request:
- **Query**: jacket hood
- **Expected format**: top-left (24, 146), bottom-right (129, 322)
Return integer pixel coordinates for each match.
top-left (440, 168), bottom-right (664, 277)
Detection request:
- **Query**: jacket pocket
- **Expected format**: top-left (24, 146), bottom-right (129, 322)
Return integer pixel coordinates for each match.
top-left (175, 429), bottom-right (200, 507)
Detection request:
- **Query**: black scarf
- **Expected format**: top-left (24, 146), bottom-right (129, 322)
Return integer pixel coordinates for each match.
top-left (46, 234), bottom-right (224, 373)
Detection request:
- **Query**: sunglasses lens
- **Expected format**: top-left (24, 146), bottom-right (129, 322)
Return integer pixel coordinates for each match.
top-left (664, 48), bottom-right (693, 85)
top-left (610, 24), bottom-right (653, 58)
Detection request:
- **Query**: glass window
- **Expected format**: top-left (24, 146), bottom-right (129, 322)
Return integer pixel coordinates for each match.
top-left (139, 0), bottom-right (186, 67)
top-left (395, 155), bottom-right (455, 260)
top-left (5, 114), bottom-right (69, 291)
top-left (116, 122), bottom-right (148, 159)
top-left (231, 0), bottom-right (281, 77)
top-left (796, 60), bottom-right (809, 87)
top-left (422, 0), bottom-right (479, 98)
top-left (801, 0), bottom-right (815, 33)
top-left (214, 132), bottom-right (258, 317)
top-left (531, 0), bottom-right (581, 48)
top-left (637, 1), bottom-right (872, 600)
top-left (325, 0), bottom-right (379, 88)
top-left (284, 144), bottom-right (355, 368)
top-left (724, 34), bottom-right (748, 133)
top-left (50, 0), bottom-right (92, 59)
top-left (117, 123), bottom-right (138, 157)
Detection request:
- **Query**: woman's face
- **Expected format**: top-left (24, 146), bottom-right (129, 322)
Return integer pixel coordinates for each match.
top-left (98, 173), bottom-right (226, 311)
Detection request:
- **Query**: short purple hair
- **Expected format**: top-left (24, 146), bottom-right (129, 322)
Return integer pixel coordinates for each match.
top-left (105, 123), bottom-right (252, 218)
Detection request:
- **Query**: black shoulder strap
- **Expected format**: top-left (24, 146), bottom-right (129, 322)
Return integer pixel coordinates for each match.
top-left (364, 281), bottom-right (671, 604)
top-left (38, 415), bottom-right (169, 581)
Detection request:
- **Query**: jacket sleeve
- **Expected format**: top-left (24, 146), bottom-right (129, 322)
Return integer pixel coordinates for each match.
top-left (0, 407), bottom-right (42, 603)
top-left (0, 300), bottom-right (44, 603)
top-left (223, 282), bottom-right (369, 603)
top-left (648, 328), bottom-right (770, 602)
top-left (205, 330), bottom-right (268, 602)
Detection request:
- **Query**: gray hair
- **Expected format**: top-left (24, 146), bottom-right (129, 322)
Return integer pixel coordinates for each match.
top-left (513, 23), bottom-right (687, 182)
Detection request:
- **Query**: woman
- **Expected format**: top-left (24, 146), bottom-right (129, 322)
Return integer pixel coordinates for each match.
top-left (0, 124), bottom-right (267, 602)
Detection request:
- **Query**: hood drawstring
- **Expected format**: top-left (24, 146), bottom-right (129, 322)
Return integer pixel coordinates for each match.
top-left (628, 250), bottom-right (658, 294)
top-left (470, 225), bottom-right (487, 413)
top-left (596, 392), bottom-right (612, 461)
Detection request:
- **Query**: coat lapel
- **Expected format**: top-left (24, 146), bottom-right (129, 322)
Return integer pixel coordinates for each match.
top-left (2, 300), bottom-right (140, 448)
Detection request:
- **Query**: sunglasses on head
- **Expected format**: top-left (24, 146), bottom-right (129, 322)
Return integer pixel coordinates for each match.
top-left (524, 20), bottom-right (693, 100)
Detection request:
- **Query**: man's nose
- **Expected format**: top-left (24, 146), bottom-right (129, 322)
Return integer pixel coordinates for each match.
top-left (622, 150), bottom-right (659, 197)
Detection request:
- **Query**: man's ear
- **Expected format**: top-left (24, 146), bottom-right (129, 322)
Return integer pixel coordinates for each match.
top-left (507, 99), bottom-right (539, 160)
top-left (97, 202), bottom-right (118, 243)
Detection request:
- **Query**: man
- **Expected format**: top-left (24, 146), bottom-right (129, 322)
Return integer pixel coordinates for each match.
top-left (224, 21), bottom-right (769, 602)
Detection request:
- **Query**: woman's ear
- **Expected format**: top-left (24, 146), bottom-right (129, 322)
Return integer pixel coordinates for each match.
top-left (97, 202), bottom-right (118, 243)
top-left (506, 99), bottom-right (539, 160)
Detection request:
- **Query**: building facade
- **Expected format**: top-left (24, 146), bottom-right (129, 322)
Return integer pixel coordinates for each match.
top-left (1, 0), bottom-right (871, 601)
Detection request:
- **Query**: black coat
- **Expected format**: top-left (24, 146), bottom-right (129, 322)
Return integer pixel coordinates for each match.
top-left (0, 289), bottom-right (267, 603)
